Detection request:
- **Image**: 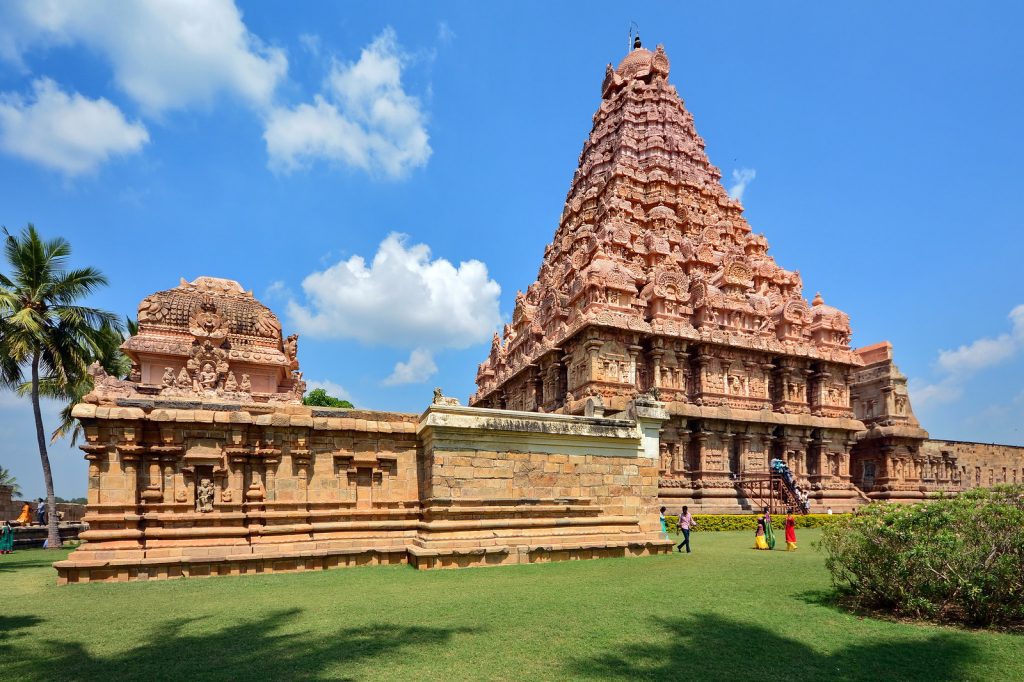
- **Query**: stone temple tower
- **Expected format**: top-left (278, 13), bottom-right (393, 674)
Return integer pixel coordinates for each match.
top-left (470, 38), bottom-right (879, 511)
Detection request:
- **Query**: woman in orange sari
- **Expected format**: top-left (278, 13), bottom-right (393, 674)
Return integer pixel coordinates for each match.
top-left (785, 513), bottom-right (797, 551)
top-left (15, 502), bottom-right (30, 525)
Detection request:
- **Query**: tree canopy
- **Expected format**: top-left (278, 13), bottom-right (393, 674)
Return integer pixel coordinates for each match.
top-left (302, 388), bottom-right (353, 408)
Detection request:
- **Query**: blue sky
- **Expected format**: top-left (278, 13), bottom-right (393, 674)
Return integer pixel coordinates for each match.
top-left (0, 1), bottom-right (1021, 498)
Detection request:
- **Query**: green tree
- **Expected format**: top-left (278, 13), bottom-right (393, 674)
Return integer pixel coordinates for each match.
top-left (49, 316), bottom-right (134, 446)
top-left (0, 465), bottom-right (21, 497)
top-left (302, 388), bottom-right (353, 408)
top-left (0, 225), bottom-right (120, 549)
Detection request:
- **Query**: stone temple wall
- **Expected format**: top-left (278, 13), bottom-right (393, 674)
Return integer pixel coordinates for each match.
top-left (56, 397), bottom-right (671, 583)
top-left (924, 440), bottom-right (1024, 489)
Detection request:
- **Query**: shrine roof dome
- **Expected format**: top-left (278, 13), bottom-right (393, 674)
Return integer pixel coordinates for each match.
top-left (615, 39), bottom-right (670, 80)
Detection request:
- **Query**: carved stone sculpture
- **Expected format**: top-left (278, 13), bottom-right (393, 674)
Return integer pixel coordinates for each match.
top-left (196, 478), bottom-right (215, 513)
top-left (432, 387), bottom-right (460, 407)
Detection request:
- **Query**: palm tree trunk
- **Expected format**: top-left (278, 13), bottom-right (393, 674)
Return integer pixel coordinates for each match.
top-left (31, 350), bottom-right (60, 550)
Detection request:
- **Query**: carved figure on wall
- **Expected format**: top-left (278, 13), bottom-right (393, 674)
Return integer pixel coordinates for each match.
top-left (291, 371), bottom-right (306, 399)
top-left (894, 393), bottom-right (907, 414)
top-left (189, 299), bottom-right (228, 345)
top-left (161, 367), bottom-right (175, 388)
top-left (176, 368), bottom-right (191, 389)
top-left (254, 309), bottom-right (282, 338)
top-left (432, 387), bottom-right (461, 407)
top-left (284, 333), bottom-right (299, 370)
top-left (196, 478), bottom-right (215, 513)
top-left (199, 363), bottom-right (218, 390)
top-left (240, 374), bottom-right (252, 393)
top-left (137, 295), bottom-right (166, 323)
top-left (224, 371), bottom-right (238, 392)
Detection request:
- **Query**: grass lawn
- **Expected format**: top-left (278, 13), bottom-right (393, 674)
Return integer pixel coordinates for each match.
top-left (2, 529), bottom-right (1020, 681)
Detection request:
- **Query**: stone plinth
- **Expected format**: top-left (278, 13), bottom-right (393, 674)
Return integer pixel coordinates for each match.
top-left (411, 404), bottom-right (669, 569)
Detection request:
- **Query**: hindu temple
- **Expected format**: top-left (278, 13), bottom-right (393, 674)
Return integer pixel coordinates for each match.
top-left (56, 38), bottom-right (1023, 583)
top-left (469, 37), bottom-right (1020, 509)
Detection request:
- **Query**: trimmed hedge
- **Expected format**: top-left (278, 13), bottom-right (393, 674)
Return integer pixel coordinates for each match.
top-left (820, 486), bottom-right (1024, 628)
top-left (665, 513), bottom-right (845, 534)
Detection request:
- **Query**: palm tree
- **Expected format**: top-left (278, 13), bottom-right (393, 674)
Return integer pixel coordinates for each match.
top-left (49, 318), bottom-right (134, 446)
top-left (0, 225), bottom-right (120, 549)
top-left (0, 465), bottom-right (21, 497)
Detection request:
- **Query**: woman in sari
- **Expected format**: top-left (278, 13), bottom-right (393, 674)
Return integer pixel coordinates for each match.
top-left (785, 513), bottom-right (797, 551)
top-left (754, 516), bottom-right (769, 550)
top-left (15, 502), bottom-right (30, 525)
top-left (0, 521), bottom-right (13, 554)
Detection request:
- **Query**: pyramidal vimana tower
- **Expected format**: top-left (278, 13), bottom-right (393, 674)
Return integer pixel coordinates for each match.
top-left (470, 38), bottom-right (958, 511)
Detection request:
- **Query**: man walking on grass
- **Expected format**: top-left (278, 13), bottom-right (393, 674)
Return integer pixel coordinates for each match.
top-left (676, 505), bottom-right (696, 553)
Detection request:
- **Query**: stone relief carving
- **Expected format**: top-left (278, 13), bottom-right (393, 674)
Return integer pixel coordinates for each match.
top-left (196, 478), bottom-right (215, 513)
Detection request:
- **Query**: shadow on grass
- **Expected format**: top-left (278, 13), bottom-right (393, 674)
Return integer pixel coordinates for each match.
top-left (0, 614), bottom-right (45, 655)
top-left (569, 613), bottom-right (980, 682)
top-left (5, 608), bottom-right (476, 681)
top-left (0, 555), bottom-right (61, 573)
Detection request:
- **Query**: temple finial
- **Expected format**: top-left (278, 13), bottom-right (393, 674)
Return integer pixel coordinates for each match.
top-left (633, 34), bottom-right (642, 50)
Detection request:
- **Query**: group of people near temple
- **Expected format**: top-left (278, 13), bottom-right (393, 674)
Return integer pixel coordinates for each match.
top-left (0, 499), bottom-right (64, 554)
top-left (13, 498), bottom-right (57, 526)
top-left (770, 458), bottom-right (812, 513)
top-left (659, 505), bottom-right (799, 554)
top-left (754, 508), bottom-right (799, 552)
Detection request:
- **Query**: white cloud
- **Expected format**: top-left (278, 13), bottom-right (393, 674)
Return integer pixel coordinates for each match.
top-left (299, 33), bottom-right (321, 57)
top-left (383, 348), bottom-right (437, 386)
top-left (304, 379), bottom-right (352, 402)
top-left (0, 78), bottom-right (148, 175)
top-left (437, 22), bottom-right (456, 45)
top-left (0, 0), bottom-right (287, 114)
top-left (728, 167), bottom-right (757, 201)
top-left (264, 28), bottom-right (430, 178)
top-left (914, 304), bottom-right (1024, 407)
top-left (288, 232), bottom-right (501, 350)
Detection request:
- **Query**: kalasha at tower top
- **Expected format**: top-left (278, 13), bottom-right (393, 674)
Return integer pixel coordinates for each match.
top-left (471, 38), bottom-right (857, 415)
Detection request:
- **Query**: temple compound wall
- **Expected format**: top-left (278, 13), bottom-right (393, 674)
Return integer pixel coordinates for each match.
top-left (56, 277), bottom-right (670, 584)
top-left (924, 440), bottom-right (1024, 490)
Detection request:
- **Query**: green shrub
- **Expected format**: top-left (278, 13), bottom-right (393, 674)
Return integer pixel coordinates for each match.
top-left (302, 388), bottom-right (353, 408)
top-left (820, 485), bottom-right (1024, 628)
top-left (665, 513), bottom-right (844, 534)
